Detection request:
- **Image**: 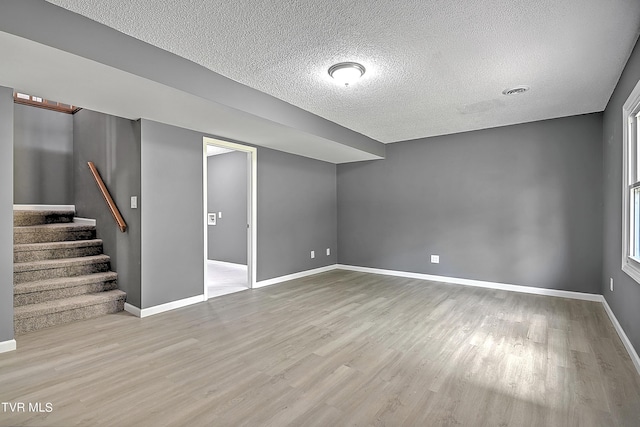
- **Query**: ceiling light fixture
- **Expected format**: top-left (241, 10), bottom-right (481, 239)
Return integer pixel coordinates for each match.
top-left (502, 85), bottom-right (530, 96)
top-left (328, 62), bottom-right (366, 86)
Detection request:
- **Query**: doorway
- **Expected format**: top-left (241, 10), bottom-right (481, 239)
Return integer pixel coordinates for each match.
top-left (203, 137), bottom-right (257, 299)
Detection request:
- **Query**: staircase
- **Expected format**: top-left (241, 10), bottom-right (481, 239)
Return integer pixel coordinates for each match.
top-left (13, 207), bottom-right (126, 334)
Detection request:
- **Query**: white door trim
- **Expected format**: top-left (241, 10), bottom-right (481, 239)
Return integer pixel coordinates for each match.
top-left (203, 137), bottom-right (257, 299)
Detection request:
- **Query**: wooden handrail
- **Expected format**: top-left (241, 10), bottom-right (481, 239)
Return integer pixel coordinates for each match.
top-left (87, 162), bottom-right (127, 232)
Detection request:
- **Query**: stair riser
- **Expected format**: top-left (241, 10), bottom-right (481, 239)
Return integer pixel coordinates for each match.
top-left (15, 298), bottom-right (126, 335)
top-left (14, 262), bottom-right (110, 284)
top-left (12, 209), bottom-right (126, 335)
top-left (14, 245), bottom-right (103, 263)
top-left (14, 280), bottom-right (118, 307)
top-left (14, 229), bottom-right (96, 245)
top-left (14, 212), bottom-right (75, 227)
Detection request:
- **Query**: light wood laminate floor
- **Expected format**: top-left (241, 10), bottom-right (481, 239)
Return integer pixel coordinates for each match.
top-left (1, 270), bottom-right (639, 426)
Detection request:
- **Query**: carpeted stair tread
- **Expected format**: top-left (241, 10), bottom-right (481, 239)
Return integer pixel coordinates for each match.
top-left (15, 239), bottom-right (103, 252)
top-left (14, 254), bottom-right (110, 273)
top-left (14, 223), bottom-right (95, 233)
top-left (12, 207), bottom-right (127, 334)
top-left (13, 272), bottom-right (119, 306)
top-left (14, 223), bottom-right (96, 244)
top-left (14, 290), bottom-right (126, 334)
top-left (14, 272), bottom-right (118, 294)
top-left (14, 209), bottom-right (75, 226)
top-left (14, 239), bottom-right (104, 263)
top-left (13, 208), bottom-right (75, 214)
top-left (14, 290), bottom-right (126, 320)
top-left (13, 255), bottom-right (111, 285)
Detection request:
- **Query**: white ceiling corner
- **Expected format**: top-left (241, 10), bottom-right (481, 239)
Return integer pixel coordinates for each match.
top-left (46, 0), bottom-right (640, 143)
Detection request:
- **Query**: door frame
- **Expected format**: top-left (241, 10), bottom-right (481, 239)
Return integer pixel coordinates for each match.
top-left (202, 137), bottom-right (257, 299)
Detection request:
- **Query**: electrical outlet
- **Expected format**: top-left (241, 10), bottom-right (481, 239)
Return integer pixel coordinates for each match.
top-left (130, 196), bottom-right (138, 209)
top-left (326, 248), bottom-right (331, 256)
top-left (610, 278), bottom-right (614, 292)
top-left (311, 251), bottom-right (315, 259)
top-left (430, 255), bottom-right (440, 264)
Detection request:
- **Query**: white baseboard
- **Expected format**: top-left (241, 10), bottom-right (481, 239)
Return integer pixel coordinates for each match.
top-left (124, 295), bottom-right (205, 318)
top-left (73, 217), bottom-right (96, 226)
top-left (0, 339), bottom-right (17, 353)
top-left (13, 204), bottom-right (75, 211)
top-left (601, 297), bottom-right (640, 376)
top-left (255, 264), bottom-right (338, 288)
top-left (124, 303), bottom-right (141, 317)
top-left (336, 265), bottom-right (603, 302)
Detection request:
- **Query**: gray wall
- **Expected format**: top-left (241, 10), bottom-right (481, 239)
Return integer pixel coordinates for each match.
top-left (338, 113), bottom-right (603, 294)
top-left (139, 119), bottom-right (337, 309)
top-left (257, 148), bottom-right (337, 280)
top-left (14, 103), bottom-right (73, 204)
top-left (140, 120), bottom-right (205, 308)
top-left (0, 86), bottom-right (14, 343)
top-left (602, 37), bottom-right (640, 353)
top-left (207, 152), bottom-right (248, 265)
top-left (74, 109), bottom-right (142, 308)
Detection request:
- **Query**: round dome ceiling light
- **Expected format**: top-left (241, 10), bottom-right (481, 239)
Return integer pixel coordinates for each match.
top-left (328, 62), bottom-right (366, 86)
top-left (502, 85), bottom-right (530, 96)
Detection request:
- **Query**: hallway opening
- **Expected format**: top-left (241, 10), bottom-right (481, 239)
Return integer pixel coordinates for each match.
top-left (203, 137), bottom-right (257, 299)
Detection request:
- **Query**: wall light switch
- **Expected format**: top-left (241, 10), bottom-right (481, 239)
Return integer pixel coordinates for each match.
top-left (610, 278), bottom-right (614, 292)
top-left (207, 213), bottom-right (217, 226)
top-left (311, 251), bottom-right (315, 259)
top-left (430, 255), bottom-right (440, 264)
top-left (218, 211), bottom-right (222, 218)
top-left (130, 196), bottom-right (138, 209)
top-left (326, 248), bottom-right (331, 256)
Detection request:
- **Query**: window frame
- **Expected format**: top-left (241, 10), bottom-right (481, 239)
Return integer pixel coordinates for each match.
top-left (621, 79), bottom-right (640, 283)
top-left (13, 92), bottom-right (80, 114)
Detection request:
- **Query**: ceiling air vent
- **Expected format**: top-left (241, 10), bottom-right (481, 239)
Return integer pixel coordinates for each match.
top-left (502, 86), bottom-right (530, 96)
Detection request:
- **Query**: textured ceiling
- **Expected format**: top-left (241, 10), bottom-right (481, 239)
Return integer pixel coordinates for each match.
top-left (47, 0), bottom-right (640, 143)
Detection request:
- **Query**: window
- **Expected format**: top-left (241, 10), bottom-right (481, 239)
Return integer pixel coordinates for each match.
top-left (13, 92), bottom-right (80, 114)
top-left (622, 79), bottom-right (640, 283)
